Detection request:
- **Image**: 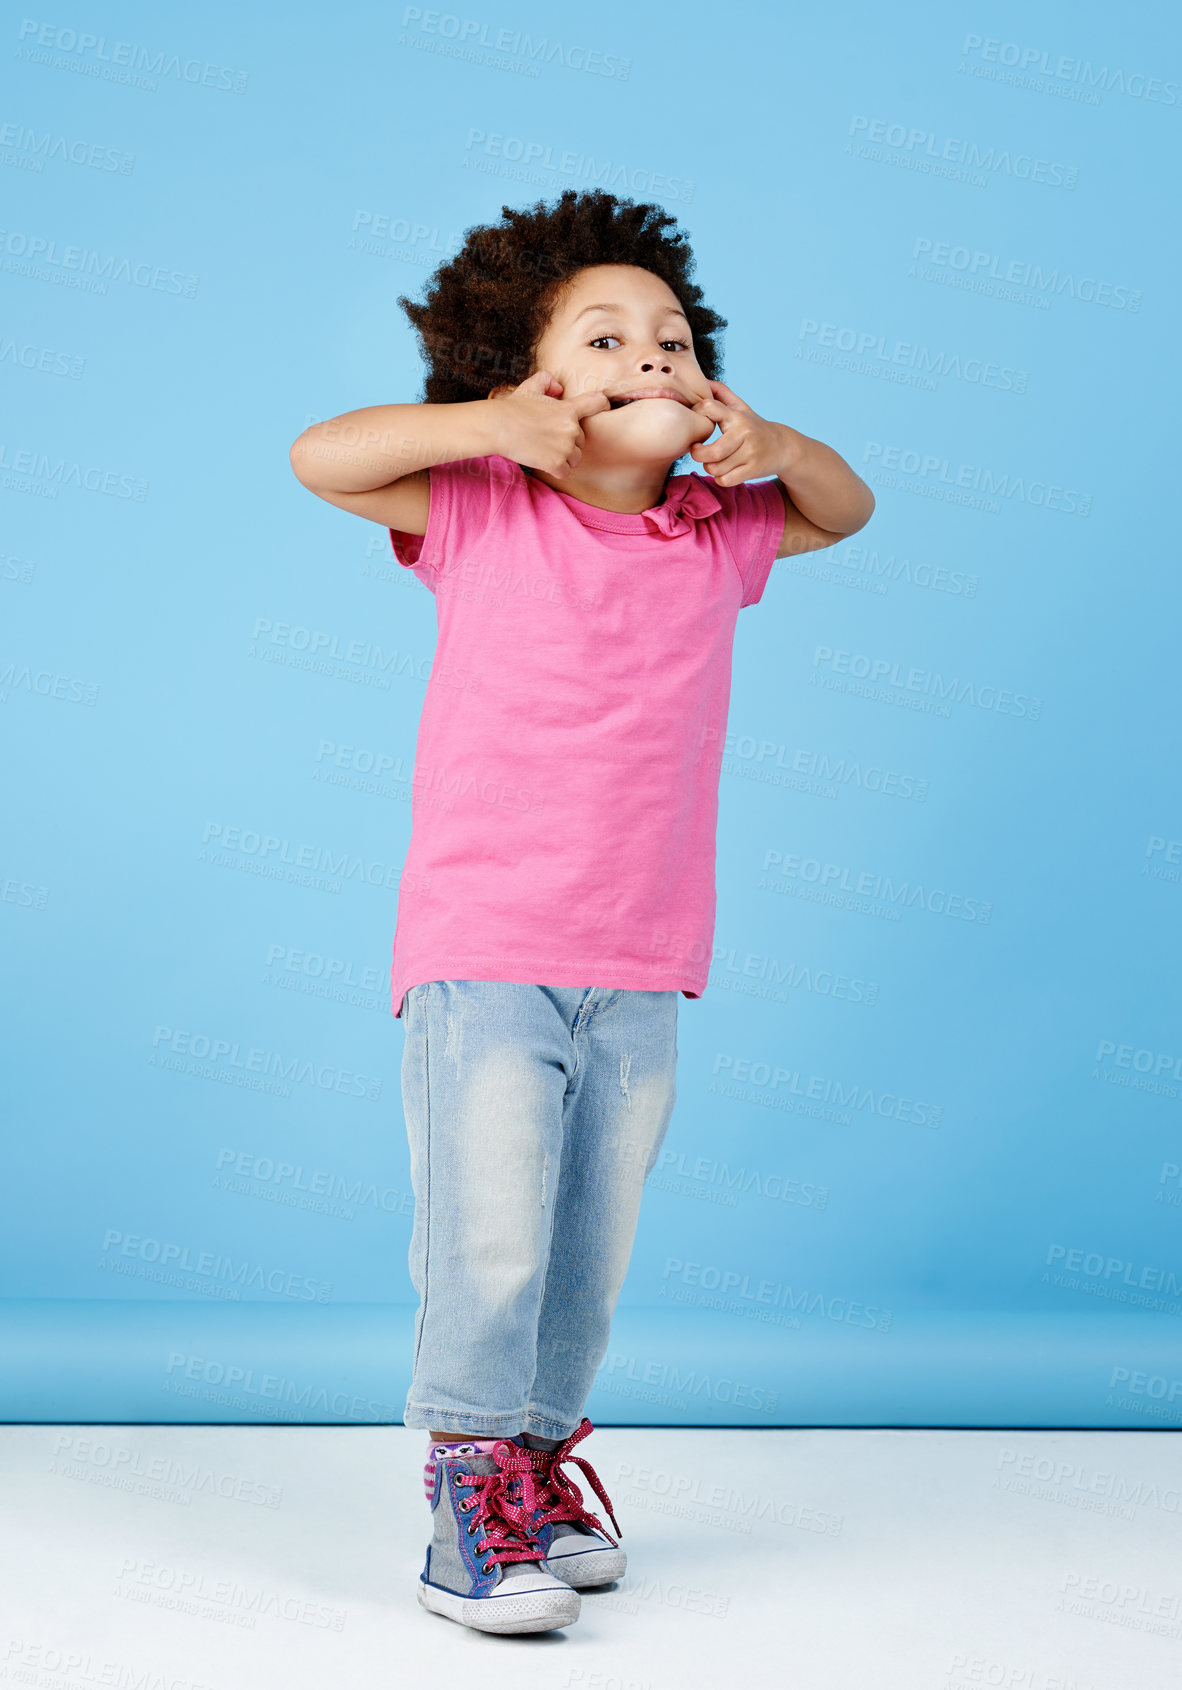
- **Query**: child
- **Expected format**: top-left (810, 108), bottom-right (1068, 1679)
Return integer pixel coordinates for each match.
top-left (289, 188), bottom-right (874, 1635)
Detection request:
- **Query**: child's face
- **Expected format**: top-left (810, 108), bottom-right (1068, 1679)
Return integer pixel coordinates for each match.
top-left (530, 264), bottom-right (715, 468)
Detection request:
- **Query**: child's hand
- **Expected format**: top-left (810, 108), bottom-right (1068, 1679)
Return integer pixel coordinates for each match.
top-left (486, 369), bottom-right (611, 478)
top-left (688, 381), bottom-right (799, 487)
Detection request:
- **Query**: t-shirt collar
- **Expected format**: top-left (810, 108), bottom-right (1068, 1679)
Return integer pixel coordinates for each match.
top-left (536, 470), bottom-right (723, 536)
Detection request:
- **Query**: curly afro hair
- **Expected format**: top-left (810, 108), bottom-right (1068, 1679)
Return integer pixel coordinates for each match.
top-left (397, 188), bottom-right (726, 405)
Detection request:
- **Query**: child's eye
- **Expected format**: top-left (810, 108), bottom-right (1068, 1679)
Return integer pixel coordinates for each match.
top-left (589, 336), bottom-right (690, 352)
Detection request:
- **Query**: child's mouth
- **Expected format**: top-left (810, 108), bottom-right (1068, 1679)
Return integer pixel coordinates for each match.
top-left (607, 390), bottom-right (692, 410)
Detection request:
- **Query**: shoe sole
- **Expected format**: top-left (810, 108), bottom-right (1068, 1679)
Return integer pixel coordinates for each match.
top-left (418, 1580), bottom-right (581, 1634)
top-left (547, 1545), bottom-right (627, 1588)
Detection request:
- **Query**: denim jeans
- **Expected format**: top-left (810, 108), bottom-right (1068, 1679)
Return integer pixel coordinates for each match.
top-left (399, 980), bottom-right (679, 1438)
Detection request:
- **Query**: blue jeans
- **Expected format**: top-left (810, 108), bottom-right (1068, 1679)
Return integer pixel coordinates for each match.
top-left (399, 981), bottom-right (679, 1438)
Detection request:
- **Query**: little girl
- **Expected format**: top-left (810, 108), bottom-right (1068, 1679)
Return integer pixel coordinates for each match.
top-left (290, 188), bottom-right (874, 1635)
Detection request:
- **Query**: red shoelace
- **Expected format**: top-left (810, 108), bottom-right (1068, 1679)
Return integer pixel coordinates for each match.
top-left (451, 1441), bottom-right (545, 1572)
top-left (520, 1418), bottom-right (622, 1546)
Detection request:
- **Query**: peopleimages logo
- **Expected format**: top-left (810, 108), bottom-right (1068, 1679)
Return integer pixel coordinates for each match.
top-left (995, 1445), bottom-right (1182, 1513)
top-left (16, 19), bottom-right (249, 91)
top-left (0, 121), bottom-right (135, 174)
top-left (722, 730), bottom-right (929, 801)
top-left (762, 848), bottom-right (991, 928)
top-left (214, 1148), bottom-right (413, 1215)
top-left (0, 661), bottom-right (98, 705)
top-left (1095, 1039), bottom-right (1182, 1082)
top-left (199, 821), bottom-right (414, 893)
top-left (0, 228), bottom-right (198, 296)
top-left (662, 1258), bottom-right (893, 1332)
top-left (264, 944), bottom-right (385, 995)
top-left (0, 442), bottom-right (146, 499)
top-left (50, 1431), bottom-right (283, 1508)
top-left (848, 114), bottom-right (1077, 188)
top-left (596, 1349), bottom-right (779, 1411)
top-left (1092, 1037), bottom-right (1181, 1100)
top-left (863, 441), bottom-right (1090, 516)
top-left (711, 1052), bottom-right (942, 1127)
top-left (799, 318), bottom-right (1027, 395)
top-left (959, 33), bottom-right (1181, 108)
top-left (349, 210), bottom-right (462, 255)
top-left (1, 334), bottom-right (85, 378)
top-left (709, 942), bottom-right (879, 1007)
top-left (1146, 835), bottom-right (1182, 878)
top-left (102, 1231), bottom-right (333, 1302)
top-left (250, 617), bottom-right (480, 692)
top-left (1109, 1365), bottom-right (1182, 1403)
top-left (1046, 1243), bottom-right (1182, 1297)
top-left (163, 1351), bottom-right (399, 1422)
top-left (911, 237), bottom-right (1140, 311)
top-left (401, 7), bottom-right (631, 79)
top-left (463, 129), bottom-right (693, 203)
top-left (783, 540), bottom-right (979, 603)
top-left (654, 1148), bottom-right (828, 1208)
top-left (151, 1023), bottom-right (382, 1101)
top-left (812, 644), bottom-right (1042, 719)
top-left (0, 871), bottom-right (48, 909)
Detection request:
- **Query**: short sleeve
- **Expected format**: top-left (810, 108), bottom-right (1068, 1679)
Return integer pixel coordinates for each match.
top-left (710, 475), bottom-right (786, 608)
top-left (388, 453), bottom-right (519, 593)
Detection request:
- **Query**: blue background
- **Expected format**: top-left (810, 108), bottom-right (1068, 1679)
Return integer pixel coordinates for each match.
top-left (3, 0), bottom-right (1179, 1425)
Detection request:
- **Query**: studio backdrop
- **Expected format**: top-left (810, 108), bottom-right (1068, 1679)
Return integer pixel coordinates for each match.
top-left (3, 0), bottom-right (1179, 1426)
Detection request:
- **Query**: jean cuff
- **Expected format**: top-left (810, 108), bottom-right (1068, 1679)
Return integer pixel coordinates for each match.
top-left (403, 1402), bottom-right (529, 1436)
top-left (521, 1408), bottom-right (583, 1440)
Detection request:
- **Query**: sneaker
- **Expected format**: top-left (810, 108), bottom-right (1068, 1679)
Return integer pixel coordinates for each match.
top-left (519, 1420), bottom-right (627, 1589)
top-left (418, 1439), bottom-right (581, 1634)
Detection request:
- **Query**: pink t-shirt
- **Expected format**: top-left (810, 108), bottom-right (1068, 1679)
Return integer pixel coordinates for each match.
top-left (386, 452), bottom-right (784, 1016)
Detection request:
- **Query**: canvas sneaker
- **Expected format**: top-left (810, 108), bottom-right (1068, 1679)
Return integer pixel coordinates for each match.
top-left (519, 1419), bottom-right (627, 1589)
top-left (418, 1439), bottom-right (580, 1634)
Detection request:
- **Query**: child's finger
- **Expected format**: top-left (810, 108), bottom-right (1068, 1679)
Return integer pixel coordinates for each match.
top-left (694, 432), bottom-right (740, 458)
top-left (709, 464), bottom-right (752, 486)
top-left (707, 379), bottom-right (750, 410)
top-left (518, 368), bottom-right (565, 399)
top-left (692, 396), bottom-right (730, 421)
top-left (572, 389), bottom-right (612, 418)
top-left (693, 433), bottom-right (745, 467)
top-left (697, 438), bottom-right (747, 472)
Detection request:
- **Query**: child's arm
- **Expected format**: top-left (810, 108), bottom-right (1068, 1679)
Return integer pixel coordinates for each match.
top-left (689, 381), bottom-right (875, 557)
top-left (289, 372), bottom-right (609, 535)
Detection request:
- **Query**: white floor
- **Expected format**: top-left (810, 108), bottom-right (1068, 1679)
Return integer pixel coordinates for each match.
top-left (3, 1423), bottom-right (1180, 1688)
